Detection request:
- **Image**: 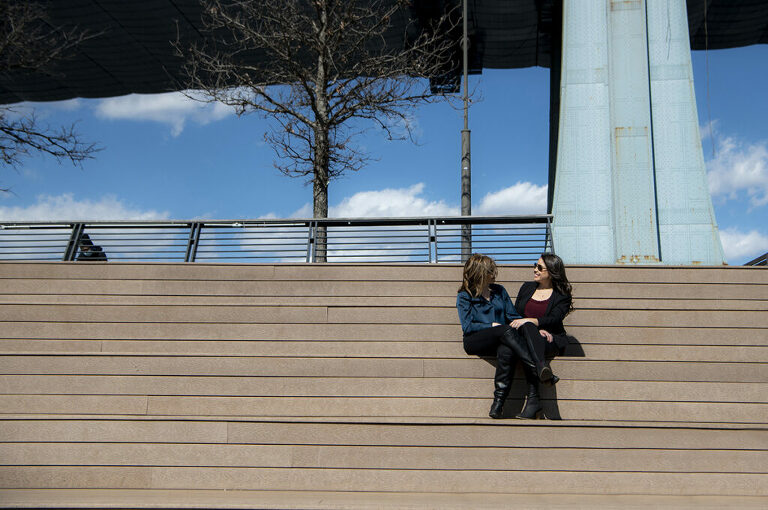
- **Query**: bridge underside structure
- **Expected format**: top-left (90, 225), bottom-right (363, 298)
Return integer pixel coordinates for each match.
top-left (552, 0), bottom-right (727, 265)
top-left (2, 0), bottom-right (767, 264)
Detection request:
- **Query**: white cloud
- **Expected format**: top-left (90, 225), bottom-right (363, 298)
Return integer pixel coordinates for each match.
top-left (95, 92), bottom-right (232, 136)
top-left (0, 193), bottom-right (169, 221)
top-left (43, 98), bottom-right (83, 112)
top-left (241, 182), bottom-right (550, 262)
top-left (329, 183), bottom-right (457, 217)
top-left (707, 135), bottom-right (768, 207)
top-left (475, 181), bottom-right (548, 215)
top-left (719, 227), bottom-right (768, 263)
top-left (288, 203), bottom-right (313, 218)
top-left (267, 181), bottom-right (549, 219)
top-left (8, 99), bottom-right (83, 117)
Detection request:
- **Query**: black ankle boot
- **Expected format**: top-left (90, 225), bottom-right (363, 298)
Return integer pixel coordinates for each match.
top-left (489, 389), bottom-right (505, 419)
top-left (515, 382), bottom-right (544, 419)
top-left (539, 365), bottom-right (555, 383)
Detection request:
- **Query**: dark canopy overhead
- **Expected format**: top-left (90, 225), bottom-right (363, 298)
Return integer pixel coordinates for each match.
top-left (1, 0), bottom-right (767, 104)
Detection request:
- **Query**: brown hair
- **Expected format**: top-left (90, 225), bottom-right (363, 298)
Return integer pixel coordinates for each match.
top-left (458, 253), bottom-right (497, 297)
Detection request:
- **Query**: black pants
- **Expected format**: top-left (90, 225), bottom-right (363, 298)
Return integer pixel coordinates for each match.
top-left (464, 323), bottom-right (558, 389)
top-left (517, 322), bottom-right (560, 364)
top-left (463, 324), bottom-right (516, 357)
top-left (463, 325), bottom-right (518, 396)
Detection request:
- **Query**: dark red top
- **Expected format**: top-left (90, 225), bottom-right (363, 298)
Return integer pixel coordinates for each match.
top-left (524, 296), bottom-right (550, 319)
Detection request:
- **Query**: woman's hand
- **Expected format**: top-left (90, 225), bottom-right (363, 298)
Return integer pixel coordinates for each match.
top-left (491, 322), bottom-right (501, 327)
top-left (539, 329), bottom-right (554, 343)
top-left (509, 318), bottom-right (534, 329)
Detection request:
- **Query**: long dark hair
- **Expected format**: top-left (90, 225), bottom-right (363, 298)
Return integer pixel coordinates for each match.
top-left (541, 252), bottom-right (573, 313)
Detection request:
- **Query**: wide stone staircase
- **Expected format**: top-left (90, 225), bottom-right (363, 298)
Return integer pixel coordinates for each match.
top-left (0, 261), bottom-right (766, 508)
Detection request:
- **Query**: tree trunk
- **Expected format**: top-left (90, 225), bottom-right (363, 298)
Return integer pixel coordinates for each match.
top-left (312, 1), bottom-right (330, 263)
top-left (313, 153), bottom-right (329, 262)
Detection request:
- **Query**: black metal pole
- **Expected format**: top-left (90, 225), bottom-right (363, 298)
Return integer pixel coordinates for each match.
top-left (460, 0), bottom-right (472, 261)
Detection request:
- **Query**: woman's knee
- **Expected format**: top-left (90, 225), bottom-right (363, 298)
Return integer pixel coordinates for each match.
top-left (496, 343), bottom-right (514, 361)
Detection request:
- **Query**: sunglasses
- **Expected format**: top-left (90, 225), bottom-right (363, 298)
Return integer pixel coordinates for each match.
top-left (533, 263), bottom-right (547, 271)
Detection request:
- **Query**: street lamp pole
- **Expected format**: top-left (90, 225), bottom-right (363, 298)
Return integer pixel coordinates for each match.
top-left (460, 0), bottom-right (471, 261)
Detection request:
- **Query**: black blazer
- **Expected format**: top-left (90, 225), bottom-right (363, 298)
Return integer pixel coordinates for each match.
top-left (515, 281), bottom-right (572, 354)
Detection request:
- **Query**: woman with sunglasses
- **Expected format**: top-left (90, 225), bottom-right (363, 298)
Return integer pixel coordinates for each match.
top-left (457, 253), bottom-right (557, 419)
top-left (509, 253), bottom-right (574, 418)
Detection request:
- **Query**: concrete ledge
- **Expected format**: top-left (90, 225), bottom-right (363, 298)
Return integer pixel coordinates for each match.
top-left (2, 489), bottom-right (767, 509)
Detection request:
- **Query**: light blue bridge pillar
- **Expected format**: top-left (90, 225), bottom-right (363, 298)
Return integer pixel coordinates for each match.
top-left (551, 0), bottom-right (725, 265)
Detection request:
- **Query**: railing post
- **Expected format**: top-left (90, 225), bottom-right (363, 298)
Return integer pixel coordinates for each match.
top-left (306, 221), bottom-right (316, 263)
top-left (546, 216), bottom-right (555, 254)
top-left (184, 223), bottom-right (202, 262)
top-left (428, 220), bottom-right (437, 263)
top-left (62, 223), bottom-right (85, 261)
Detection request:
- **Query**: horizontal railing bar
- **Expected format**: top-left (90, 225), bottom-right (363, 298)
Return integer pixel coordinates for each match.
top-left (197, 249), bottom-right (306, 254)
top-left (197, 254), bottom-right (304, 260)
top-left (0, 233), bottom-right (71, 237)
top-left (203, 244), bottom-right (306, 249)
top-left (202, 241), bottom-right (307, 245)
top-left (325, 247), bottom-right (429, 252)
top-left (326, 231), bottom-right (428, 235)
top-left (437, 228), bottom-right (546, 237)
top-left (93, 234), bottom-right (191, 238)
top-left (203, 229), bottom-right (309, 233)
top-left (0, 215), bottom-right (550, 227)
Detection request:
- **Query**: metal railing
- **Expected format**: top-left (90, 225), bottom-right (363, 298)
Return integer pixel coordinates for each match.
top-left (745, 252), bottom-right (767, 266)
top-left (0, 215), bottom-right (553, 263)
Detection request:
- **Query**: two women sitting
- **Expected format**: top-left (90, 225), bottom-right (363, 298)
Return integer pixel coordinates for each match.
top-left (457, 253), bottom-right (573, 419)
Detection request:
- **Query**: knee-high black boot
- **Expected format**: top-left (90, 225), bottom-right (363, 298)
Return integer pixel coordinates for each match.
top-left (500, 328), bottom-right (541, 379)
top-left (489, 345), bottom-right (515, 419)
top-left (518, 323), bottom-right (558, 384)
top-left (515, 367), bottom-right (544, 419)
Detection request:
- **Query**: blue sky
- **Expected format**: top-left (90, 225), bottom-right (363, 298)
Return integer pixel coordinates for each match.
top-left (1, 44), bottom-right (766, 264)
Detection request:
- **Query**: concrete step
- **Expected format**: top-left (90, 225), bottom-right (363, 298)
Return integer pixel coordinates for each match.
top-left (2, 355), bottom-right (763, 382)
top-left (4, 304), bottom-right (765, 328)
top-left (0, 319), bottom-right (761, 346)
top-left (566, 326), bottom-right (766, 345)
top-left (0, 322), bottom-right (461, 341)
top-left (4, 321), bottom-right (765, 345)
top-left (3, 419), bottom-right (764, 449)
top-left (3, 277), bottom-right (766, 300)
top-left (1, 262), bottom-right (763, 284)
top-left (2, 443), bottom-right (765, 473)
top-left (1, 488), bottom-right (766, 510)
top-left (0, 279), bottom-right (460, 297)
top-left (0, 304), bottom-right (329, 323)
top-left (432, 358), bottom-right (767, 382)
top-left (0, 263), bottom-right (467, 281)
top-left (2, 376), bottom-right (764, 403)
top-left (2, 294), bottom-right (766, 311)
top-left (2, 340), bottom-right (768, 363)
top-left (2, 394), bottom-right (765, 423)
top-left (1, 466), bottom-right (765, 495)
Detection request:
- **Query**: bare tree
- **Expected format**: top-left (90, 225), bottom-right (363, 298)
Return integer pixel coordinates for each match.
top-left (178, 0), bottom-right (458, 260)
top-left (0, 2), bottom-right (100, 177)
